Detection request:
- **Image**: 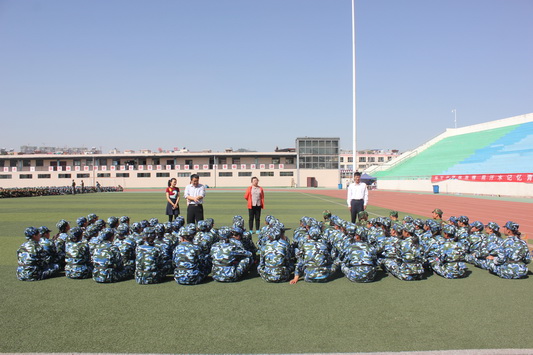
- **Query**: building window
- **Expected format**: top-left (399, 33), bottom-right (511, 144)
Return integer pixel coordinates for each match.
top-left (20, 174), bottom-right (33, 179)
top-left (272, 157), bottom-right (280, 164)
top-left (232, 157), bottom-right (240, 165)
top-left (368, 157), bottom-right (375, 163)
top-left (198, 172), bottom-right (211, 177)
top-left (116, 173), bottom-right (130, 178)
top-left (58, 174), bottom-right (72, 179)
top-left (137, 173), bottom-right (151, 178)
top-left (378, 157), bottom-right (384, 162)
top-left (280, 171), bottom-right (294, 177)
top-left (0, 175), bottom-right (12, 179)
top-left (219, 172), bottom-right (233, 177)
top-left (260, 172), bottom-right (274, 177)
top-left (285, 157), bottom-right (294, 165)
top-left (156, 172), bottom-right (170, 178)
top-left (38, 174), bottom-right (51, 179)
top-left (359, 157), bottom-right (366, 162)
top-left (77, 174), bottom-right (90, 178)
top-left (177, 173), bottom-right (190, 178)
top-left (36, 159), bottom-right (44, 167)
top-left (238, 172), bottom-right (252, 177)
top-left (185, 160), bottom-right (193, 169)
top-left (97, 173), bottom-right (111, 178)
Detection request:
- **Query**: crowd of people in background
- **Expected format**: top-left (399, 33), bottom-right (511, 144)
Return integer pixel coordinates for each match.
top-left (16, 208), bottom-right (531, 285)
top-left (1, 184), bottom-right (123, 198)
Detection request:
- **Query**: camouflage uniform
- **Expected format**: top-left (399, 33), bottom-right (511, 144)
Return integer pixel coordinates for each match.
top-left (464, 221), bottom-right (486, 267)
top-left (477, 224), bottom-right (503, 270)
top-left (173, 240), bottom-right (208, 285)
top-left (426, 226), bottom-right (468, 279)
top-left (294, 227), bottom-right (337, 283)
top-left (17, 227), bottom-right (60, 281)
top-left (135, 228), bottom-right (165, 284)
top-left (38, 226), bottom-right (58, 267)
top-left (489, 232), bottom-right (531, 279)
top-left (91, 229), bottom-right (128, 283)
top-left (113, 226), bottom-right (137, 278)
top-left (257, 228), bottom-right (294, 282)
top-left (210, 229), bottom-right (252, 282)
top-left (54, 219), bottom-right (70, 269)
top-left (340, 229), bottom-right (377, 283)
top-left (388, 226), bottom-right (424, 281)
top-left (154, 225), bottom-right (174, 275)
top-left (65, 227), bottom-right (92, 279)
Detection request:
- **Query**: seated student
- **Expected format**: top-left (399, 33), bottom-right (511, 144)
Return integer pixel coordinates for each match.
top-left (210, 227), bottom-right (253, 282)
top-left (54, 219), bottom-right (70, 270)
top-left (91, 228), bottom-right (128, 283)
top-left (426, 225), bottom-right (468, 279)
top-left (387, 224), bottom-right (424, 281)
top-left (17, 227), bottom-right (60, 281)
top-left (135, 227), bottom-right (165, 285)
top-left (464, 221), bottom-right (486, 267)
top-left (339, 225), bottom-right (377, 283)
top-left (65, 227), bottom-right (92, 279)
top-left (487, 221), bottom-right (531, 279)
top-left (113, 223), bottom-right (136, 278)
top-left (290, 226), bottom-right (337, 284)
top-left (38, 225), bottom-right (58, 268)
top-left (476, 222), bottom-right (503, 270)
top-left (257, 226), bottom-right (294, 283)
top-left (375, 223), bottom-right (400, 273)
top-left (173, 228), bottom-right (208, 285)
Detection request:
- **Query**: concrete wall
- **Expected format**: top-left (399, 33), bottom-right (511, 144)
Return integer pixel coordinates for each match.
top-left (377, 179), bottom-right (533, 198)
top-left (0, 168), bottom-right (340, 189)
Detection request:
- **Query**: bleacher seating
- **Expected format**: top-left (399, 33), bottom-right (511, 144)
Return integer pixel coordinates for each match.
top-left (373, 121), bottom-right (533, 179)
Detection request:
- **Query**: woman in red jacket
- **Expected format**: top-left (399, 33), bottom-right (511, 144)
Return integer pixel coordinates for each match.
top-left (244, 177), bottom-right (264, 233)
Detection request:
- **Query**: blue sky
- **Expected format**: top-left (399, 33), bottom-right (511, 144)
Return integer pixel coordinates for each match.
top-left (1, 0), bottom-right (532, 153)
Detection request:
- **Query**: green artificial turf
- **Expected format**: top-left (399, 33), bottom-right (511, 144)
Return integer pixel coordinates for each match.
top-left (0, 191), bottom-right (531, 353)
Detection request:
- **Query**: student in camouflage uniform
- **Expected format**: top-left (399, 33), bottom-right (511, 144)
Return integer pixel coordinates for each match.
top-left (290, 226), bottom-right (337, 284)
top-left (426, 225), bottom-right (468, 279)
top-left (113, 223), bottom-right (136, 278)
top-left (477, 222), bottom-right (503, 270)
top-left (154, 223), bottom-right (174, 275)
top-left (257, 226), bottom-right (294, 282)
top-left (65, 227), bottom-right (92, 279)
top-left (38, 226), bottom-right (58, 268)
top-left (464, 221), bottom-right (486, 267)
top-left (487, 221), bottom-right (531, 279)
top-left (135, 227), bottom-right (165, 284)
top-left (53, 219), bottom-right (70, 270)
top-left (173, 228), bottom-right (208, 285)
top-left (388, 224), bottom-right (424, 281)
top-left (432, 208), bottom-right (444, 225)
top-left (375, 222), bottom-right (400, 273)
top-left (17, 227), bottom-right (60, 281)
top-left (340, 225), bottom-right (377, 282)
top-left (357, 211), bottom-right (369, 227)
top-left (210, 227), bottom-right (253, 282)
top-left (91, 228), bottom-right (128, 283)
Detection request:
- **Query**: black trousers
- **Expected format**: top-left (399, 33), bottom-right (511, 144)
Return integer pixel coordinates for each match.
top-left (248, 206), bottom-right (261, 231)
top-left (350, 199), bottom-right (364, 223)
top-left (187, 204), bottom-right (204, 224)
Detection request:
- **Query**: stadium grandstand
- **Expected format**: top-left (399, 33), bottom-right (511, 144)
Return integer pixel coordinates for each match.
top-left (368, 113), bottom-right (533, 197)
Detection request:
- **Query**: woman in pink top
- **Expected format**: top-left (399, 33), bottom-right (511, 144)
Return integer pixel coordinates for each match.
top-left (244, 177), bottom-right (264, 233)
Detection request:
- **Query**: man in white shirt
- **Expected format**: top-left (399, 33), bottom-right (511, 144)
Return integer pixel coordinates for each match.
top-left (184, 174), bottom-right (206, 224)
top-left (346, 172), bottom-right (368, 223)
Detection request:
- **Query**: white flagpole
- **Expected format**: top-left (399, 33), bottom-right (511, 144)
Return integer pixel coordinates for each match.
top-left (452, 108), bottom-right (457, 128)
top-left (352, 0), bottom-right (357, 173)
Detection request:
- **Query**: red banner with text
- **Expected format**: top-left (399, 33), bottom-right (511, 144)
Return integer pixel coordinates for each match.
top-left (431, 173), bottom-right (533, 183)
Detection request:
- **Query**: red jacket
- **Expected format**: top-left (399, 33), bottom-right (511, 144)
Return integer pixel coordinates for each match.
top-left (244, 186), bottom-right (264, 209)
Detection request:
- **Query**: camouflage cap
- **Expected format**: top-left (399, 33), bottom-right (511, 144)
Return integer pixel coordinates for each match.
top-left (56, 219), bottom-right (69, 232)
top-left (413, 218), bottom-right (424, 228)
top-left (87, 213), bottom-right (98, 221)
top-left (432, 208), bottom-right (443, 216)
top-left (149, 218), bottom-right (159, 227)
top-left (485, 222), bottom-right (499, 232)
top-left (99, 228), bottom-right (115, 241)
top-left (143, 227), bottom-right (156, 238)
top-left (345, 223), bottom-right (357, 236)
top-left (403, 224), bottom-right (415, 235)
top-left (391, 224), bottom-right (403, 234)
top-left (470, 221), bottom-right (484, 231)
top-left (218, 227), bottom-right (232, 240)
top-left (24, 227), bottom-right (39, 239)
top-left (403, 215), bottom-right (414, 223)
top-left (85, 225), bottom-right (99, 238)
top-left (308, 226), bottom-right (322, 240)
top-left (358, 211), bottom-right (368, 219)
top-left (119, 216), bottom-right (130, 224)
top-left (116, 223), bottom-right (130, 236)
top-left (107, 216), bottom-right (118, 227)
top-left (323, 210), bottom-right (332, 220)
top-left (504, 221), bottom-right (519, 233)
top-left (231, 226), bottom-right (244, 236)
top-left (458, 215), bottom-right (469, 224)
top-left (69, 227), bottom-right (83, 241)
top-left (197, 220), bottom-right (208, 231)
top-left (77, 216), bottom-right (88, 227)
top-left (38, 226), bottom-right (51, 235)
top-left (389, 210), bottom-right (398, 217)
top-left (443, 224), bottom-right (456, 236)
top-left (355, 226), bottom-right (367, 240)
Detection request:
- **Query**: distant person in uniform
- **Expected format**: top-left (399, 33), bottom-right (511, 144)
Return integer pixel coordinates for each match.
top-left (71, 180), bottom-right (76, 195)
top-left (346, 172), bottom-right (368, 224)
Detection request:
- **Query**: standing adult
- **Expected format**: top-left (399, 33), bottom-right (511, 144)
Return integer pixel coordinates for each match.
top-left (71, 180), bottom-right (76, 195)
top-left (184, 174), bottom-right (206, 224)
top-left (80, 180), bottom-right (85, 194)
top-left (346, 172), bottom-right (368, 223)
top-left (165, 178), bottom-right (180, 222)
top-left (244, 177), bottom-right (264, 233)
